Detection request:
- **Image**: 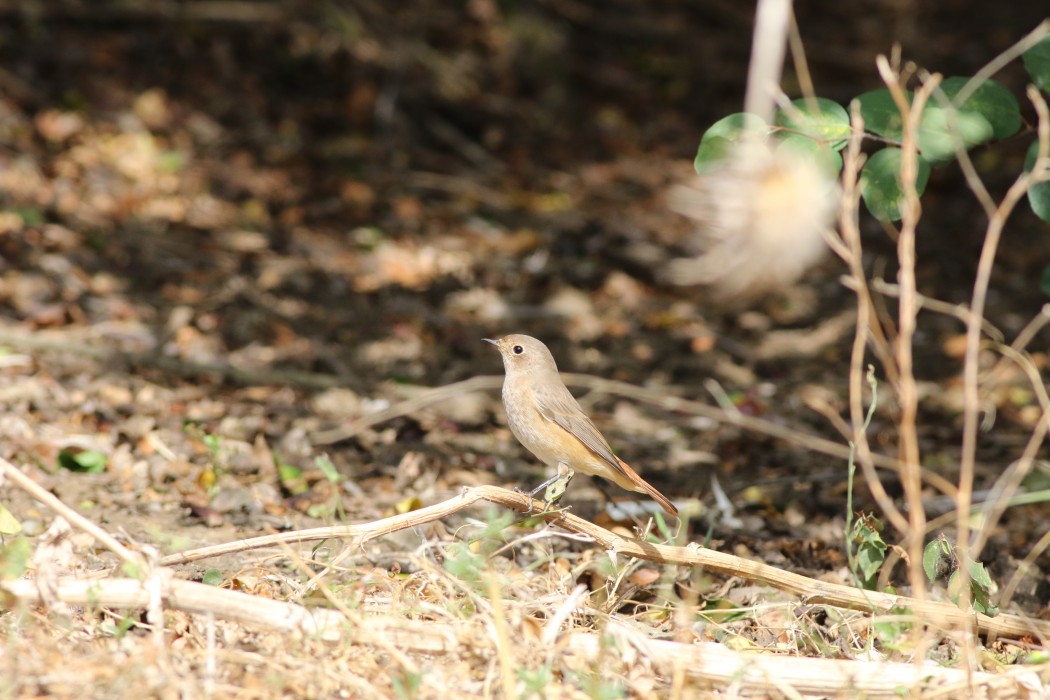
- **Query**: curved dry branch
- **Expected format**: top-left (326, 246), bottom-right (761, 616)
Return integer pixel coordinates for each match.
top-left (160, 485), bottom-right (1050, 642)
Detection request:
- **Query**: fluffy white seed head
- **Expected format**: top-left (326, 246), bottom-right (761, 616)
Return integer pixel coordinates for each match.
top-left (666, 139), bottom-right (839, 300)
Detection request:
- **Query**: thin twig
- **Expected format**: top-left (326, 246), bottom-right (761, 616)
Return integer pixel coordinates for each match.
top-left (952, 21), bottom-right (1050, 105)
top-left (958, 86), bottom-right (1050, 611)
top-left (0, 458), bottom-right (145, 571)
top-left (839, 100), bottom-right (909, 536)
top-left (877, 55), bottom-right (935, 602)
top-left (744, 0), bottom-right (791, 123)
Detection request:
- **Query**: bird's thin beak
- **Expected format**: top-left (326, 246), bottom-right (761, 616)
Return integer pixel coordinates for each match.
top-left (482, 338), bottom-right (499, 346)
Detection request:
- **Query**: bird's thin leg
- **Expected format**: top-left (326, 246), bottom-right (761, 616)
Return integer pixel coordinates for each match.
top-left (518, 474), bottom-right (559, 515)
top-left (520, 464), bottom-right (575, 514)
top-left (524, 473), bottom-right (563, 499)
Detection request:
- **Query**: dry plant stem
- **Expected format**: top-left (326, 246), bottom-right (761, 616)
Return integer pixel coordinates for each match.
top-left (952, 20), bottom-right (1050, 105)
top-left (1006, 302), bottom-right (1050, 354)
top-left (157, 485), bottom-right (1050, 641)
top-left (0, 457), bottom-right (144, 571)
top-left (272, 532), bottom-right (421, 676)
top-left (865, 278), bottom-right (1003, 342)
top-left (786, 12), bottom-right (816, 109)
top-left (4, 573), bottom-right (1045, 699)
top-left (838, 105), bottom-right (910, 535)
top-left (999, 527), bottom-right (1050, 625)
top-left (744, 0), bottom-right (791, 123)
top-left (969, 344), bottom-right (1050, 557)
top-left (878, 56), bottom-right (936, 603)
top-left (486, 575), bottom-right (518, 700)
top-left (960, 87), bottom-right (1050, 590)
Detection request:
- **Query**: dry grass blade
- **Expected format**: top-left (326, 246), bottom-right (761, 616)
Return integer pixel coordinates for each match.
top-left (3, 571), bottom-right (1044, 698)
top-left (4, 574), bottom-right (1045, 698)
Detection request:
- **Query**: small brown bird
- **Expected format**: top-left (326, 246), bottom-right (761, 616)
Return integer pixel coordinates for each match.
top-left (486, 334), bottom-right (678, 516)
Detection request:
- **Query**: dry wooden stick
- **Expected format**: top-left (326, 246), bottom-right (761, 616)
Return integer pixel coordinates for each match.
top-left (566, 632), bottom-right (1043, 700)
top-left (3, 573), bottom-right (1041, 699)
top-left (6, 452), bottom-right (1039, 641)
top-left (160, 485), bottom-right (1050, 642)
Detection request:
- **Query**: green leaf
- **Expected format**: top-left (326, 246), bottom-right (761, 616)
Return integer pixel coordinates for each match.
top-left (855, 542), bottom-right (885, 586)
top-left (442, 542), bottom-right (486, 591)
top-left (1023, 34), bottom-right (1050, 93)
top-left (856, 84), bottom-right (1002, 161)
top-left (940, 76), bottom-right (1021, 139)
top-left (1040, 265), bottom-right (1050, 298)
top-left (202, 568), bottom-right (224, 586)
top-left (1025, 649), bottom-right (1050, 664)
top-left (859, 147), bottom-right (932, 221)
top-left (314, 454), bottom-right (339, 484)
top-left (968, 559), bottom-right (993, 589)
top-left (157, 150), bottom-right (185, 173)
top-left (10, 207), bottom-right (44, 227)
top-left (58, 448), bottom-right (107, 473)
top-left (202, 433), bottom-right (222, 457)
top-left (856, 88), bottom-right (907, 140)
top-left (917, 104), bottom-right (993, 163)
top-left (0, 503), bottom-right (22, 535)
top-left (694, 113), bottom-right (767, 173)
top-left (275, 454), bottom-right (310, 496)
top-left (849, 515), bottom-right (887, 589)
top-left (774, 97), bottom-right (851, 151)
top-left (0, 536), bottom-right (31, 579)
top-left (922, 538), bottom-right (952, 582)
top-left (776, 133), bottom-right (843, 177)
top-left (1025, 140), bottom-right (1050, 224)
top-left (121, 560), bottom-right (144, 579)
top-left (392, 670), bottom-right (424, 700)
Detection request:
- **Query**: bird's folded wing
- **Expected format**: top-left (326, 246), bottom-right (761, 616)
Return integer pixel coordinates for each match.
top-left (533, 385), bottom-right (628, 477)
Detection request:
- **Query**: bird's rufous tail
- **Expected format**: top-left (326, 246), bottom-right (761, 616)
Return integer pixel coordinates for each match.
top-left (615, 457), bottom-right (678, 516)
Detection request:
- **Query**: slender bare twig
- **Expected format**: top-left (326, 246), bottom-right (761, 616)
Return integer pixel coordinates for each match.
top-left (744, 0), bottom-right (791, 123)
top-left (150, 485), bottom-right (1046, 640)
top-left (951, 21), bottom-right (1050, 105)
top-left (838, 103), bottom-right (911, 535)
top-left (877, 56), bottom-right (936, 603)
top-left (999, 527), bottom-right (1050, 624)
top-left (862, 278), bottom-right (1004, 342)
top-left (0, 458), bottom-right (144, 571)
top-left (968, 342), bottom-right (1050, 558)
top-left (958, 86), bottom-right (1050, 607)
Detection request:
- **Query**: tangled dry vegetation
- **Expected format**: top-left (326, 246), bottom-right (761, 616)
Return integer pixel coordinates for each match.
top-left (3, 2), bottom-right (1050, 699)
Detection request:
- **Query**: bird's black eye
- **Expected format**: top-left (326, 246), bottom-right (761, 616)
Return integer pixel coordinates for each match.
top-left (513, 345), bottom-right (524, 355)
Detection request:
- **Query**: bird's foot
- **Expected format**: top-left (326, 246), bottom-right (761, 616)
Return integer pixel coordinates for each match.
top-left (518, 470), bottom-right (575, 514)
top-left (542, 471), bottom-right (574, 506)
